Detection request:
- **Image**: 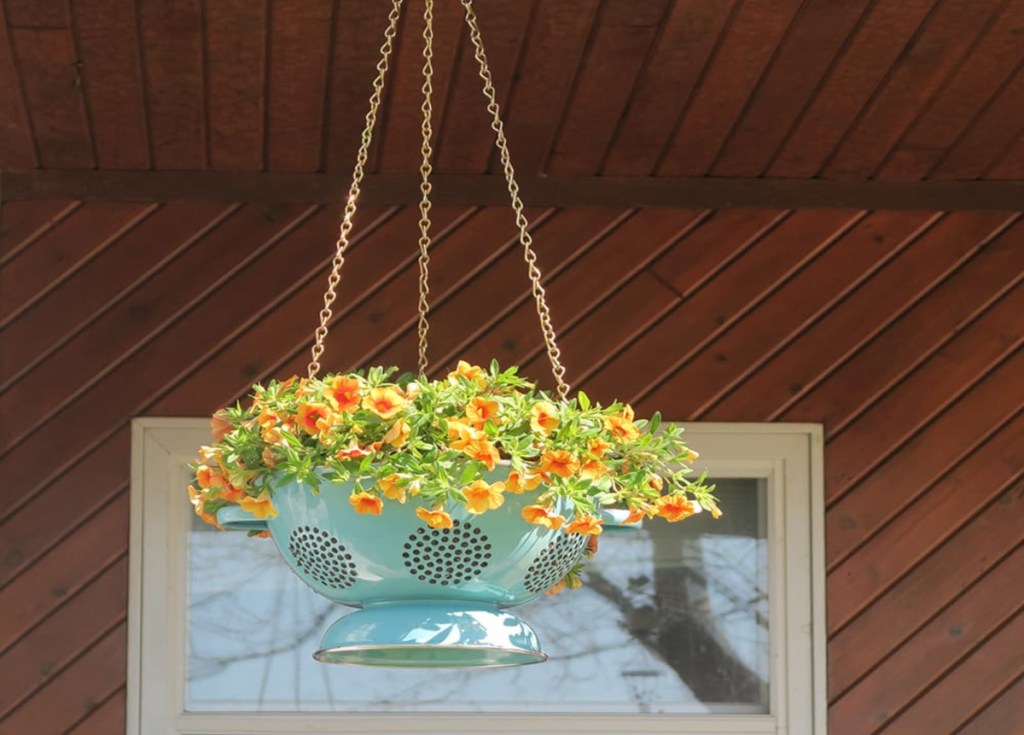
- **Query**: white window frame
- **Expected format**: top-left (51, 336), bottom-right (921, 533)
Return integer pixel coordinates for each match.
top-left (129, 418), bottom-right (826, 735)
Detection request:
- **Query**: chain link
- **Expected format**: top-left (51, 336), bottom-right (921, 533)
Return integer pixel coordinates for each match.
top-left (307, 0), bottom-right (405, 378)
top-left (415, 0), bottom-right (435, 376)
top-left (459, 0), bottom-right (571, 399)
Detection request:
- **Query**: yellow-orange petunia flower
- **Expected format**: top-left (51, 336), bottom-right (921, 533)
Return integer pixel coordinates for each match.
top-left (506, 469), bottom-right (543, 493)
top-left (655, 495), bottom-right (701, 522)
top-left (530, 401), bottom-right (559, 436)
top-left (261, 447), bottom-right (277, 468)
top-left (378, 474), bottom-right (406, 503)
top-left (565, 514), bottom-right (604, 536)
top-left (586, 534), bottom-right (600, 556)
top-left (198, 445), bottom-right (222, 462)
top-left (382, 418), bottom-right (411, 448)
top-left (217, 483), bottom-right (246, 503)
top-left (448, 360), bottom-right (488, 388)
top-left (336, 441), bottom-right (373, 459)
top-left (462, 479), bottom-right (505, 514)
top-left (364, 386), bottom-right (406, 419)
top-left (416, 506), bottom-right (454, 529)
top-left (349, 492), bottom-right (383, 515)
top-left (648, 473), bottom-right (664, 492)
top-left (466, 397), bottom-right (500, 428)
top-left (195, 464), bottom-right (228, 490)
top-left (327, 376), bottom-right (362, 413)
top-left (604, 414), bottom-right (640, 443)
top-left (538, 450), bottom-right (580, 478)
top-left (588, 437), bottom-right (611, 458)
top-left (580, 459), bottom-right (608, 480)
top-left (463, 437), bottom-right (500, 471)
top-left (296, 402), bottom-right (335, 438)
top-left (546, 580), bottom-right (566, 596)
top-left (188, 485), bottom-right (223, 529)
top-left (522, 504), bottom-right (565, 530)
top-left (239, 493), bottom-right (278, 519)
top-left (683, 448), bottom-right (700, 463)
top-left (210, 411), bottom-right (232, 441)
top-left (447, 419), bottom-right (483, 450)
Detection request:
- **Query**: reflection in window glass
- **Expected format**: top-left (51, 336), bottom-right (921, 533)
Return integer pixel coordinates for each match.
top-left (185, 479), bottom-right (768, 714)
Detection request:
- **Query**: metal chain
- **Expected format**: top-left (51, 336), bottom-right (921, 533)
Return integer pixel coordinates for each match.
top-left (415, 0), bottom-right (435, 376)
top-left (307, 0), bottom-right (405, 377)
top-left (459, 0), bottom-right (571, 399)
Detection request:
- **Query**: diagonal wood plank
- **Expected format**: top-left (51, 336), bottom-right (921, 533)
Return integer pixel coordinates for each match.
top-left (0, 556), bottom-right (127, 719)
top-left (956, 673), bottom-right (1024, 735)
top-left (0, 201), bottom-right (78, 266)
top-left (63, 687), bottom-right (125, 735)
top-left (586, 209), bottom-right (864, 406)
top-left (828, 483), bottom-right (1024, 694)
top-left (707, 212), bottom-right (1018, 421)
top-left (829, 545), bottom-right (1024, 734)
top-left (826, 356), bottom-right (1024, 569)
top-left (641, 211), bottom-right (939, 416)
top-left (0, 621), bottom-right (126, 735)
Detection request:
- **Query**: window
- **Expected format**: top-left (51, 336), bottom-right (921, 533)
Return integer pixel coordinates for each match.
top-left (130, 420), bottom-right (825, 734)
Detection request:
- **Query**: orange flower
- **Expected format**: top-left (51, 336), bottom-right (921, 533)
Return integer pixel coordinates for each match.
top-left (463, 437), bottom-right (500, 471)
top-left (448, 360), bottom-right (488, 388)
top-left (538, 450), bottom-right (580, 478)
top-left (416, 506), bottom-right (454, 529)
top-left (546, 580), bottom-right (566, 596)
top-left (296, 402), bottom-right (335, 437)
top-left (336, 441), bottom-right (372, 460)
top-left (349, 492), bottom-right (383, 515)
top-left (530, 402), bottom-right (559, 436)
top-left (327, 376), bottom-right (362, 413)
top-left (522, 504), bottom-right (565, 530)
top-left (447, 419), bottom-right (483, 450)
top-left (382, 418), bottom-right (411, 448)
top-left (588, 437), bottom-right (610, 458)
top-left (683, 448), bottom-right (700, 463)
top-left (187, 486), bottom-right (223, 529)
top-left (378, 474), bottom-right (406, 503)
top-left (565, 514), bottom-right (604, 536)
top-left (506, 470), bottom-right (543, 493)
top-left (655, 495), bottom-right (701, 522)
top-left (198, 445), bottom-right (221, 462)
top-left (195, 464), bottom-right (228, 490)
top-left (466, 397), bottom-right (499, 428)
top-left (604, 414), bottom-right (640, 443)
top-left (462, 479), bottom-right (505, 514)
top-left (217, 483), bottom-right (246, 503)
top-left (210, 411), bottom-right (232, 441)
top-left (364, 386), bottom-right (406, 419)
top-left (586, 534), bottom-right (600, 556)
top-left (261, 447), bottom-right (277, 468)
top-left (238, 493), bottom-right (278, 519)
top-left (580, 459), bottom-right (608, 480)
top-left (648, 473), bottom-right (664, 492)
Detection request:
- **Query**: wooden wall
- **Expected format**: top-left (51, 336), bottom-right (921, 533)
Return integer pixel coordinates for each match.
top-left (1, 201), bottom-right (1022, 734)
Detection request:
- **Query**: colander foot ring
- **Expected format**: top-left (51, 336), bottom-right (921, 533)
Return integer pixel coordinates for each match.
top-left (314, 601), bottom-right (547, 668)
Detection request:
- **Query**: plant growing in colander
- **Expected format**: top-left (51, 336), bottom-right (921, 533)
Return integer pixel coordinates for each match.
top-left (188, 360), bottom-right (716, 666)
top-left (185, 0), bottom-right (719, 668)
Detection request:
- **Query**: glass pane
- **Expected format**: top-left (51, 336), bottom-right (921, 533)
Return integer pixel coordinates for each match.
top-left (185, 478), bottom-right (769, 714)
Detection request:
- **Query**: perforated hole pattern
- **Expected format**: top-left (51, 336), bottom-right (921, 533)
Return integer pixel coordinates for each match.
top-left (288, 526), bottom-right (358, 590)
top-left (524, 533), bottom-right (588, 593)
top-left (403, 520), bottom-right (492, 586)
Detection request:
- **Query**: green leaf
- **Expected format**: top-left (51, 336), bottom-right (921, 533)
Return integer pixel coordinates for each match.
top-left (577, 390), bottom-right (591, 411)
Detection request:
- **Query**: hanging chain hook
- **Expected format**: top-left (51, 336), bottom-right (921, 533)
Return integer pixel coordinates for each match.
top-left (459, 0), bottom-right (571, 400)
top-left (415, 0), bottom-right (436, 376)
top-left (307, 0), bottom-right (405, 378)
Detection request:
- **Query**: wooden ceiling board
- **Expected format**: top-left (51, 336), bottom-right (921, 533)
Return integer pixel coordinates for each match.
top-left (71, 0), bottom-right (149, 169)
top-left (265, 0), bottom-right (333, 172)
top-left (137, 0), bottom-right (205, 169)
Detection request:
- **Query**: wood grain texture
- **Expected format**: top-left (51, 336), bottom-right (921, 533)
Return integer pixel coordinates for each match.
top-left (204, 0), bottom-right (268, 170)
top-left (71, 0), bottom-right (150, 168)
top-left (137, 0), bottom-right (205, 169)
top-left (2, 203), bottom-right (1023, 735)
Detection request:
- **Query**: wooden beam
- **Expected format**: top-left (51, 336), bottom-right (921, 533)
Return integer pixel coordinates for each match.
top-left (3, 169), bottom-right (1022, 210)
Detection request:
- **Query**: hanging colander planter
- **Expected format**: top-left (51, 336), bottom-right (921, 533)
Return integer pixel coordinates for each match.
top-left (187, 0), bottom-right (719, 669)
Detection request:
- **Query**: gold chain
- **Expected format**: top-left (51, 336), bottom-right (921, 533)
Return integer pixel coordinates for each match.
top-left (307, 0), bottom-right (405, 378)
top-left (459, 0), bottom-right (570, 399)
top-left (416, 0), bottom-right (435, 376)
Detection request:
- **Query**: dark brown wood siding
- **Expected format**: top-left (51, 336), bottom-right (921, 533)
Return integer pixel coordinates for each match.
top-left (1, 201), bottom-right (1021, 734)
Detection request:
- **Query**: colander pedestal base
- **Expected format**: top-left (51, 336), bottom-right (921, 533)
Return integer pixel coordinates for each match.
top-left (313, 601), bottom-right (548, 668)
